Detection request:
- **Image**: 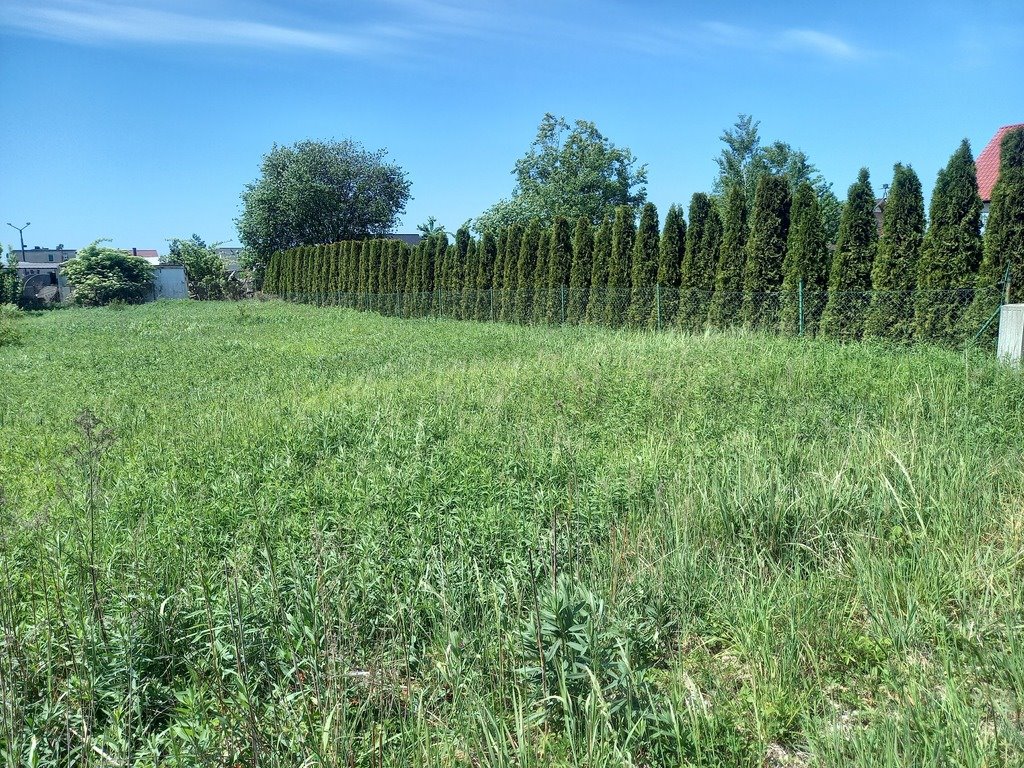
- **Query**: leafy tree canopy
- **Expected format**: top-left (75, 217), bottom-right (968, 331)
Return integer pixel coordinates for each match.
top-left (476, 114), bottom-right (647, 231)
top-left (164, 234), bottom-right (239, 300)
top-left (713, 114), bottom-right (840, 243)
top-left (237, 139), bottom-right (412, 283)
top-left (62, 240), bottom-right (155, 306)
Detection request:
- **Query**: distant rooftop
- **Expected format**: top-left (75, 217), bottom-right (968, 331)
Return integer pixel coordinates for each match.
top-left (386, 233), bottom-right (422, 246)
top-left (977, 123), bottom-right (1024, 202)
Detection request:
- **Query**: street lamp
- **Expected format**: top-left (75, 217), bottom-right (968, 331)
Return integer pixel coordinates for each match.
top-left (6, 222), bottom-right (30, 264)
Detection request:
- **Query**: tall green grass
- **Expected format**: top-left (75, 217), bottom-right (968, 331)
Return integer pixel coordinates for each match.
top-left (1, 299), bottom-right (1022, 766)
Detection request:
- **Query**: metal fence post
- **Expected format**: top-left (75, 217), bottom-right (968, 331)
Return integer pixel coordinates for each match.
top-left (656, 284), bottom-right (661, 331)
top-left (798, 278), bottom-right (804, 337)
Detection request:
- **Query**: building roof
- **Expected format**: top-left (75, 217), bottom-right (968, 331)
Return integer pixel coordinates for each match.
top-left (977, 123), bottom-right (1024, 202)
top-left (387, 233), bottom-right (423, 246)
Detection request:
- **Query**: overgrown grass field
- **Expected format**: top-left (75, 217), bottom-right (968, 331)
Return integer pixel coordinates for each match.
top-left (1, 300), bottom-right (1023, 766)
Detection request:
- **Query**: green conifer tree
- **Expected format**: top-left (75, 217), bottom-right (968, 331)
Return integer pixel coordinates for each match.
top-left (586, 214), bottom-right (613, 324)
top-left (742, 174), bottom-right (792, 330)
top-left (567, 216), bottom-right (594, 324)
top-left (461, 238), bottom-right (477, 319)
top-left (532, 229), bottom-right (551, 323)
top-left (653, 204), bottom-right (685, 327)
top-left (820, 168), bottom-right (878, 340)
top-left (501, 223), bottom-right (524, 321)
top-left (318, 244), bottom-right (332, 303)
top-left (914, 141), bottom-right (983, 343)
top-left (514, 221), bottom-right (540, 323)
top-left (395, 243), bottom-right (408, 313)
top-left (264, 251), bottom-right (278, 294)
top-left (605, 206), bottom-right (635, 325)
top-left (475, 231), bottom-right (498, 320)
top-left (707, 185), bottom-right (748, 328)
top-left (780, 181), bottom-right (829, 335)
top-left (862, 165), bottom-right (925, 340)
top-left (971, 127), bottom-right (1024, 317)
top-left (627, 202), bottom-right (659, 327)
top-left (545, 217), bottom-right (573, 323)
top-left (291, 246), bottom-right (305, 301)
top-left (679, 194), bottom-right (717, 330)
top-left (491, 228), bottom-right (508, 319)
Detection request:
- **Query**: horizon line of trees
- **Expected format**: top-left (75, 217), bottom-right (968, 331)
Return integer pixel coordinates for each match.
top-left (264, 129), bottom-right (1023, 345)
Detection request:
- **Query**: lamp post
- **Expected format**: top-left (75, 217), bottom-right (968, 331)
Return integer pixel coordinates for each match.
top-left (6, 222), bottom-right (30, 264)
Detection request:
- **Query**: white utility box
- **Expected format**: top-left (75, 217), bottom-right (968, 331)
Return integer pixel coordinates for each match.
top-left (997, 303), bottom-right (1024, 366)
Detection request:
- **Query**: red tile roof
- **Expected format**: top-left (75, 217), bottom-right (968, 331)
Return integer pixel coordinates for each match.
top-left (977, 123), bottom-right (1024, 202)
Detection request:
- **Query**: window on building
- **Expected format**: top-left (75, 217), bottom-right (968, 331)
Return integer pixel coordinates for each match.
top-left (48, 255), bottom-right (54, 262)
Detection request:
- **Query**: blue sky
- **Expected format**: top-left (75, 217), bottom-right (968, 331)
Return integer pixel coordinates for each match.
top-left (1, 0), bottom-right (1021, 251)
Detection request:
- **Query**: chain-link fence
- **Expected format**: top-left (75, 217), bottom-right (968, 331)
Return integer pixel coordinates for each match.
top-left (275, 282), bottom-right (1009, 347)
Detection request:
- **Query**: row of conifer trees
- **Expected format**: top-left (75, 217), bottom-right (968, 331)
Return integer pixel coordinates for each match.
top-left (265, 129), bottom-right (1022, 344)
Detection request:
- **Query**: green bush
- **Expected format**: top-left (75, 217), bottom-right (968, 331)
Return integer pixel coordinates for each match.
top-left (62, 241), bottom-right (155, 306)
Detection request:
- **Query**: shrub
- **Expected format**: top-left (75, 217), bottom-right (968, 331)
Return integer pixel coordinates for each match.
top-left (61, 241), bottom-right (155, 306)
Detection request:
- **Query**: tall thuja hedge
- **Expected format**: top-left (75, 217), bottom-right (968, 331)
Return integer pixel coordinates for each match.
top-left (460, 239), bottom-right (477, 319)
top-left (546, 217), bottom-right (573, 323)
top-left (395, 242), bottom-right (409, 312)
top-left (327, 243), bottom-right (342, 302)
top-left (679, 194), bottom-right (718, 330)
top-left (653, 204), bottom-right (684, 327)
top-left (390, 241), bottom-right (404, 306)
top-left (863, 164), bottom-right (925, 341)
top-left (492, 228), bottom-right (509, 318)
top-left (741, 175), bottom-right (791, 330)
top-left (627, 202), bottom-right (659, 327)
top-left (532, 229), bottom-right (551, 323)
top-left (368, 241), bottom-right (382, 309)
top-left (451, 226), bottom-right (470, 317)
top-left (708, 184), bottom-right (747, 328)
top-left (345, 242), bottom-right (358, 305)
top-left (914, 141), bottom-right (983, 343)
top-left (695, 206), bottom-right (722, 329)
top-left (304, 246), bottom-right (317, 300)
top-left (500, 223), bottom-right (523, 321)
top-left (399, 239), bottom-right (415, 313)
top-left (820, 169), bottom-right (877, 340)
top-left (586, 214), bottom-right (612, 324)
top-left (605, 206), bottom-right (635, 325)
top-left (567, 216), bottom-right (594, 324)
top-left (780, 181), bottom-right (828, 335)
top-left (972, 126), bottom-right (1024, 314)
top-left (475, 231), bottom-right (497, 320)
top-left (316, 244), bottom-right (330, 303)
top-left (263, 251), bottom-right (279, 294)
top-left (422, 235), bottom-right (440, 314)
top-left (515, 221), bottom-right (540, 323)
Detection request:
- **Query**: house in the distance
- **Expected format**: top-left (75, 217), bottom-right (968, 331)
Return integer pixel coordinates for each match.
top-left (976, 123), bottom-right (1024, 226)
top-left (15, 246), bottom-right (76, 301)
top-left (128, 249), bottom-right (188, 300)
top-left (386, 233), bottom-right (423, 247)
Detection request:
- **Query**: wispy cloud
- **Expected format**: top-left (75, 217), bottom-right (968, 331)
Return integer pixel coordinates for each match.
top-left (626, 19), bottom-right (869, 62)
top-left (778, 29), bottom-right (860, 60)
top-left (0, 0), bottom-right (497, 56)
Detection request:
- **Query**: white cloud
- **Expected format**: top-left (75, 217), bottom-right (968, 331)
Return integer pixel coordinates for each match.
top-left (627, 19), bottom-right (867, 62)
top-left (0, 0), bottom-right (426, 55)
top-left (779, 29), bottom-right (860, 60)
